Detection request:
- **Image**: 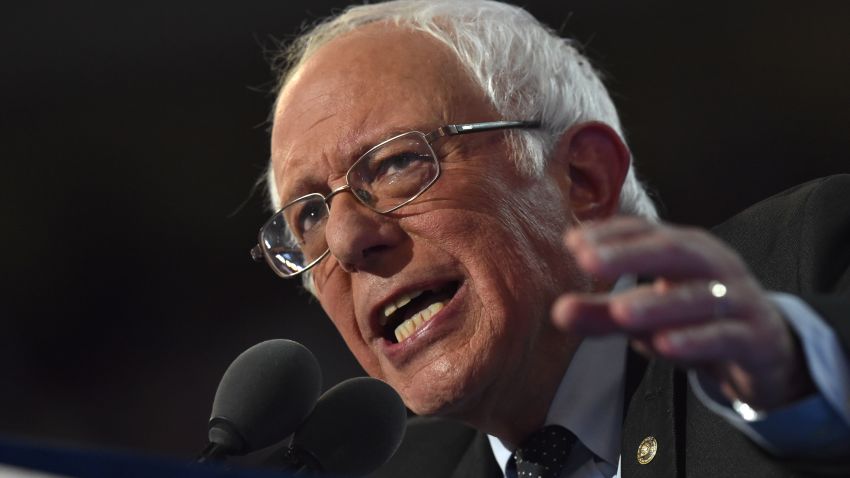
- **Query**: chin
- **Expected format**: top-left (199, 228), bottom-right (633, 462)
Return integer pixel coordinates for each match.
top-left (401, 387), bottom-right (472, 418)
top-left (391, 355), bottom-right (496, 420)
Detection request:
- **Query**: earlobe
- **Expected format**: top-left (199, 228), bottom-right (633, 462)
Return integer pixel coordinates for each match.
top-left (550, 122), bottom-right (631, 221)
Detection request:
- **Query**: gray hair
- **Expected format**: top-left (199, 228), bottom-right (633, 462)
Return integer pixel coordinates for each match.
top-left (268, 0), bottom-right (656, 218)
top-left (268, 0), bottom-right (658, 288)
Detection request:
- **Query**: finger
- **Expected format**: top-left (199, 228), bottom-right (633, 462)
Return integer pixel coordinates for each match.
top-left (629, 337), bottom-right (655, 358)
top-left (566, 216), bottom-right (657, 249)
top-left (568, 228), bottom-right (746, 281)
top-left (551, 293), bottom-right (621, 335)
top-left (649, 321), bottom-right (753, 364)
top-left (608, 279), bottom-right (746, 332)
top-left (566, 218), bottom-right (656, 272)
top-left (553, 280), bottom-right (742, 336)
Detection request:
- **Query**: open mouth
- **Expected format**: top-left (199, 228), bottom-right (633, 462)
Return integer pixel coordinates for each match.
top-left (380, 281), bottom-right (460, 344)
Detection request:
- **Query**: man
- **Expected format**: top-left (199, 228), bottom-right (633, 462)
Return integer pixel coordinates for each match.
top-left (251, 1), bottom-right (850, 476)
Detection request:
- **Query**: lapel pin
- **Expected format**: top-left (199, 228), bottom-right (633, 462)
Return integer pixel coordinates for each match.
top-left (637, 436), bottom-right (657, 465)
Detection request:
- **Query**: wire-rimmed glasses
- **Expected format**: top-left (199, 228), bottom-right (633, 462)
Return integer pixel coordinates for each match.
top-left (251, 120), bottom-right (540, 278)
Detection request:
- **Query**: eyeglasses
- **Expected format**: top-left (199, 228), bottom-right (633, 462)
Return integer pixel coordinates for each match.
top-left (251, 120), bottom-right (540, 278)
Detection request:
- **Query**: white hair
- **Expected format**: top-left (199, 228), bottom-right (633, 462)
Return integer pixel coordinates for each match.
top-left (268, 0), bottom-right (657, 219)
top-left (267, 0), bottom-right (658, 289)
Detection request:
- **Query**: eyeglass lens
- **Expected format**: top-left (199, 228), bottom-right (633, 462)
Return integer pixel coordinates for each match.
top-left (261, 131), bottom-right (439, 277)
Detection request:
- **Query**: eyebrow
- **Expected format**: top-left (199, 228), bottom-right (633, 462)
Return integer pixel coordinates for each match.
top-left (278, 122), bottom-right (437, 204)
top-left (346, 125), bottom-right (418, 157)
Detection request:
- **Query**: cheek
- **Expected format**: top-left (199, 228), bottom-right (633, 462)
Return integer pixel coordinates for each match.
top-left (393, 331), bottom-right (502, 414)
top-left (474, 183), bottom-right (572, 288)
top-left (412, 165), bottom-right (573, 305)
top-left (455, 179), bottom-right (585, 347)
top-left (316, 269), bottom-right (385, 379)
top-left (497, 178), bottom-right (583, 287)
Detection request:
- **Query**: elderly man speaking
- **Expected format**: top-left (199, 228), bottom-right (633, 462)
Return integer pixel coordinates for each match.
top-left (250, 1), bottom-right (850, 476)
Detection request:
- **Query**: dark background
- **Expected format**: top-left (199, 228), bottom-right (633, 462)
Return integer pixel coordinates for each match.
top-left (2, 0), bottom-right (848, 460)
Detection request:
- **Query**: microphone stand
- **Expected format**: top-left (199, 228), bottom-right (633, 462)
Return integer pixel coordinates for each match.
top-left (279, 445), bottom-right (323, 475)
top-left (196, 442), bottom-right (232, 463)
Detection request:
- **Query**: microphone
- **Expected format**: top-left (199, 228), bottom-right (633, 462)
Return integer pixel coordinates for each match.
top-left (198, 339), bottom-right (322, 462)
top-left (281, 377), bottom-right (407, 475)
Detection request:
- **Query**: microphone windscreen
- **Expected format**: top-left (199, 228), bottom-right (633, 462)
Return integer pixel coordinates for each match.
top-left (209, 339), bottom-right (322, 454)
top-left (291, 377), bottom-right (407, 475)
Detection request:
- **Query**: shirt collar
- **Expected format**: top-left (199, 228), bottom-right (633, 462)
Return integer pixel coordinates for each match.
top-left (488, 276), bottom-right (633, 474)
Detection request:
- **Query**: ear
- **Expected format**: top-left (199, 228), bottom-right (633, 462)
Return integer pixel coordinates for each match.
top-left (549, 121), bottom-right (630, 221)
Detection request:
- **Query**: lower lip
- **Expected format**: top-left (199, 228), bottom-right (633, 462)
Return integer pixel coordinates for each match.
top-left (379, 281), bottom-right (467, 361)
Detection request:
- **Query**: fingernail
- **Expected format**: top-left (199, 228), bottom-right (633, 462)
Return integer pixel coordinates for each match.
top-left (552, 297), bottom-right (572, 319)
top-left (553, 297), bottom-right (583, 329)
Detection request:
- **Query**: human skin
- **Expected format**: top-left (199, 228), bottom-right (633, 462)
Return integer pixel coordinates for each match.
top-left (270, 24), bottom-right (596, 444)
top-left (552, 218), bottom-right (813, 410)
top-left (270, 22), bottom-right (811, 446)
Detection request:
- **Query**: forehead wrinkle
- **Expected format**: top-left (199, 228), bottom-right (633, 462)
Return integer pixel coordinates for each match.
top-left (274, 112), bottom-right (383, 204)
top-left (273, 98), bottom-right (355, 202)
top-left (272, 142), bottom-right (295, 198)
top-left (273, 25), bottom-right (478, 206)
top-left (272, 110), bottom-right (324, 203)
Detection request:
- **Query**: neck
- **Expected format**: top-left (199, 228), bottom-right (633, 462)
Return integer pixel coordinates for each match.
top-left (444, 276), bottom-right (617, 446)
top-left (453, 332), bottom-right (581, 448)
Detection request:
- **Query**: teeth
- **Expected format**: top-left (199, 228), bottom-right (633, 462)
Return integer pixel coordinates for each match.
top-left (382, 289), bottom-right (425, 324)
top-left (394, 301), bottom-right (445, 343)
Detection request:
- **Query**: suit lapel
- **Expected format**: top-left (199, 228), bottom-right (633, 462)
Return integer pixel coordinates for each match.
top-left (450, 430), bottom-right (502, 478)
top-left (621, 349), bottom-right (686, 478)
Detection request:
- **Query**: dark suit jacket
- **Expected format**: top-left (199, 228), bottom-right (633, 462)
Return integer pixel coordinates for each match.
top-left (372, 175), bottom-right (850, 477)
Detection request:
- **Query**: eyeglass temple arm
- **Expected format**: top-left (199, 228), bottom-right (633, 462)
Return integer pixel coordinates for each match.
top-left (425, 120), bottom-right (540, 143)
top-left (252, 243), bottom-right (306, 262)
top-left (250, 244), bottom-right (264, 262)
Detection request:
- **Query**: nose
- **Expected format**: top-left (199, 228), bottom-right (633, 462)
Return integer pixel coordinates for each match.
top-left (324, 192), bottom-right (404, 274)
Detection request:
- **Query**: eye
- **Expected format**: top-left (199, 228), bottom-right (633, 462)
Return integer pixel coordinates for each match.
top-left (353, 188), bottom-right (374, 205)
top-left (374, 151), bottom-right (431, 179)
top-left (295, 201), bottom-right (326, 237)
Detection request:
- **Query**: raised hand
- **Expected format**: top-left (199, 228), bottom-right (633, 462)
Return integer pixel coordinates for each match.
top-left (552, 216), bottom-right (814, 410)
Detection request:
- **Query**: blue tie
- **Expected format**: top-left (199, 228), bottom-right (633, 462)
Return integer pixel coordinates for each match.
top-left (507, 425), bottom-right (577, 478)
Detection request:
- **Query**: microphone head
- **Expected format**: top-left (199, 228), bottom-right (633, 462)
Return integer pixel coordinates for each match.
top-left (291, 377), bottom-right (407, 475)
top-left (208, 339), bottom-right (322, 455)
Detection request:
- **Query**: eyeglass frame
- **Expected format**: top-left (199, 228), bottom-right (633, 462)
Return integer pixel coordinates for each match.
top-left (251, 119), bottom-right (541, 278)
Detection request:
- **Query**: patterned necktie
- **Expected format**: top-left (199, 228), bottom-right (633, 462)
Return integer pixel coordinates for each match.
top-left (507, 425), bottom-right (577, 478)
